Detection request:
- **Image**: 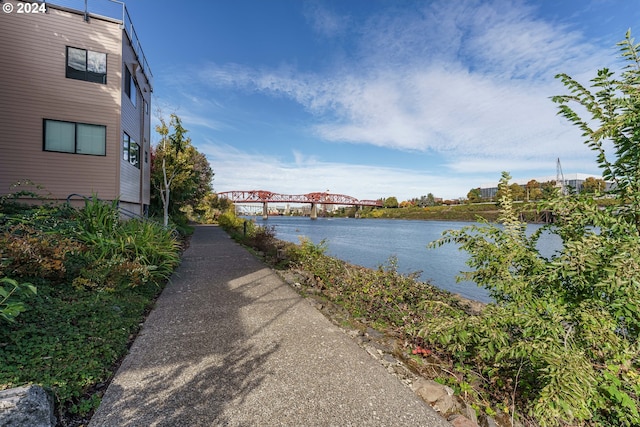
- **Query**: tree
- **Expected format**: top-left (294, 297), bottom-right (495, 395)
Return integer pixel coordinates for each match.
top-left (466, 188), bottom-right (482, 203)
top-left (424, 31), bottom-right (640, 426)
top-left (412, 194), bottom-right (438, 207)
top-left (541, 180), bottom-right (558, 199)
top-left (151, 114), bottom-right (213, 226)
top-left (509, 183), bottom-right (525, 201)
top-left (383, 196), bottom-right (399, 208)
top-left (525, 179), bottom-right (543, 201)
top-left (581, 176), bottom-right (606, 194)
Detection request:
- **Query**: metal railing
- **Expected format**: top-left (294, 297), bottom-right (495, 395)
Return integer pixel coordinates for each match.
top-left (109, 0), bottom-right (153, 88)
top-left (41, 0), bottom-right (153, 88)
top-left (66, 193), bottom-right (146, 221)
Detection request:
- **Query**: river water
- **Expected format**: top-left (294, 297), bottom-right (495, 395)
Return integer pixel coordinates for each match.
top-left (245, 216), bottom-right (563, 303)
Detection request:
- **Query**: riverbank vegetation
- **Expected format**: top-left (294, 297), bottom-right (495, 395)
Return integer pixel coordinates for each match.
top-left (0, 197), bottom-right (182, 424)
top-left (223, 30), bottom-right (640, 426)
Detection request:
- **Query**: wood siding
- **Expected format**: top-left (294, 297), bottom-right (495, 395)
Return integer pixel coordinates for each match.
top-left (119, 31), bottom-right (151, 205)
top-left (0, 3), bottom-right (150, 210)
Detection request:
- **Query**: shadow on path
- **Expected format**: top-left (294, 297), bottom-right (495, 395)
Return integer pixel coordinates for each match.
top-left (90, 225), bottom-right (450, 426)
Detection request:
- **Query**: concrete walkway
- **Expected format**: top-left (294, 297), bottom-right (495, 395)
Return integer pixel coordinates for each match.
top-left (90, 225), bottom-right (451, 426)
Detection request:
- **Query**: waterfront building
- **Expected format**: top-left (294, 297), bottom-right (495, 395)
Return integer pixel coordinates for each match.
top-left (479, 173), bottom-right (606, 200)
top-left (0, 0), bottom-right (153, 216)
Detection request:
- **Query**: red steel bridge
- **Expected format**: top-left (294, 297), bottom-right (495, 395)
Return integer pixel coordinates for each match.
top-left (218, 190), bottom-right (382, 219)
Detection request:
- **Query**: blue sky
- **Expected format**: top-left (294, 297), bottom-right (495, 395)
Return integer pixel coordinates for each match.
top-left (70, 0), bottom-right (640, 200)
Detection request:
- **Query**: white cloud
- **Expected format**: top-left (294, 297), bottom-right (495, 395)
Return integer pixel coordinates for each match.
top-left (303, 2), bottom-right (350, 38)
top-left (173, 0), bottom-right (623, 198)
top-left (201, 142), bottom-right (476, 200)
top-left (194, 0), bottom-right (611, 167)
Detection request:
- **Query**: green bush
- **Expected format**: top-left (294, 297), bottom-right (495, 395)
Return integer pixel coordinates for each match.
top-left (290, 238), bottom-right (458, 333)
top-left (0, 198), bottom-right (182, 422)
top-left (0, 223), bottom-right (86, 282)
top-left (217, 210), bottom-right (246, 232)
top-left (0, 277), bottom-right (36, 323)
top-left (422, 30), bottom-right (640, 426)
top-left (72, 198), bottom-right (181, 290)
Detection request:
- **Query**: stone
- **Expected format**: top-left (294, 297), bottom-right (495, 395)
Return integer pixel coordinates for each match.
top-left (411, 379), bottom-right (460, 415)
top-left (449, 414), bottom-right (479, 427)
top-left (411, 378), bottom-right (448, 403)
top-left (478, 414), bottom-right (499, 427)
top-left (0, 385), bottom-right (56, 427)
top-left (461, 403), bottom-right (479, 425)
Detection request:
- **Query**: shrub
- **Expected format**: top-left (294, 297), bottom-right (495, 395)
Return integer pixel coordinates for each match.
top-left (0, 223), bottom-right (85, 282)
top-left (217, 210), bottom-right (246, 232)
top-left (0, 277), bottom-right (36, 323)
top-left (422, 30), bottom-right (640, 426)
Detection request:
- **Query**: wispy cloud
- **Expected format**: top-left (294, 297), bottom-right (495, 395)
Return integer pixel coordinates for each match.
top-left (171, 0), bottom-right (623, 198)
top-left (195, 0), bottom-right (610, 163)
top-left (303, 2), bottom-right (350, 39)
top-left (202, 142), bottom-right (479, 200)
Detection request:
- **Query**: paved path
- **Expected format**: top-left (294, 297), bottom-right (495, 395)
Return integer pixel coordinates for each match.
top-left (90, 225), bottom-right (451, 426)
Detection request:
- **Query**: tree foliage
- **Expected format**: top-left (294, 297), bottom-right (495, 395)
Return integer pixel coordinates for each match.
top-left (581, 176), bottom-right (607, 194)
top-left (383, 196), bottom-right (399, 208)
top-left (423, 30), bottom-right (640, 426)
top-left (525, 179), bottom-right (543, 201)
top-left (151, 114), bottom-right (213, 225)
top-left (467, 188), bottom-right (482, 203)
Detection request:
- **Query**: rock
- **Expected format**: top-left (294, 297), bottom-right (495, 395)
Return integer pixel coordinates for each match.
top-left (478, 414), bottom-right (499, 427)
top-left (365, 327), bottom-right (385, 340)
top-left (460, 403), bottom-right (479, 425)
top-left (411, 379), bottom-right (447, 403)
top-left (411, 379), bottom-right (460, 415)
top-left (0, 385), bottom-right (56, 427)
top-left (449, 414), bottom-right (479, 427)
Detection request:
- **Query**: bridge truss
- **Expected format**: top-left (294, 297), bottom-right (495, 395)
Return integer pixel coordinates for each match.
top-left (218, 190), bottom-right (382, 207)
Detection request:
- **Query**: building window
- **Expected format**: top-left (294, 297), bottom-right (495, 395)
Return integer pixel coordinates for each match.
top-left (44, 119), bottom-right (106, 155)
top-left (66, 47), bottom-right (107, 84)
top-left (123, 132), bottom-right (140, 168)
top-left (124, 66), bottom-right (137, 107)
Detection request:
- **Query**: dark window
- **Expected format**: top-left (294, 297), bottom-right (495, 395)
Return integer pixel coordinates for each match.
top-left (124, 66), bottom-right (137, 107)
top-left (123, 132), bottom-right (140, 168)
top-left (66, 47), bottom-right (107, 84)
top-left (44, 119), bottom-right (106, 155)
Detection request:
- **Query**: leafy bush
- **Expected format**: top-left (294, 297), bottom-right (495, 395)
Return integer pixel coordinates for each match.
top-left (290, 238), bottom-right (458, 333)
top-left (72, 197), bottom-right (181, 290)
top-left (0, 198), bottom-right (182, 422)
top-left (0, 223), bottom-right (85, 282)
top-left (0, 277), bottom-right (36, 323)
top-left (422, 30), bottom-right (640, 426)
top-left (217, 209), bottom-right (246, 232)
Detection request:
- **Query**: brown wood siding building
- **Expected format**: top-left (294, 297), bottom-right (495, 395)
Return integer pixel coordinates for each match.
top-left (0, 1), bottom-right (152, 215)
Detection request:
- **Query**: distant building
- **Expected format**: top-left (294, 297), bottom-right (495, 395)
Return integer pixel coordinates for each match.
top-left (479, 173), bottom-right (604, 200)
top-left (0, 0), bottom-right (152, 215)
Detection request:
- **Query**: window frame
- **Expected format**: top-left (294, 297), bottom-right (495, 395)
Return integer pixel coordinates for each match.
top-left (122, 131), bottom-right (140, 169)
top-left (124, 66), bottom-right (137, 107)
top-left (43, 119), bottom-right (106, 156)
top-left (66, 46), bottom-right (107, 84)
